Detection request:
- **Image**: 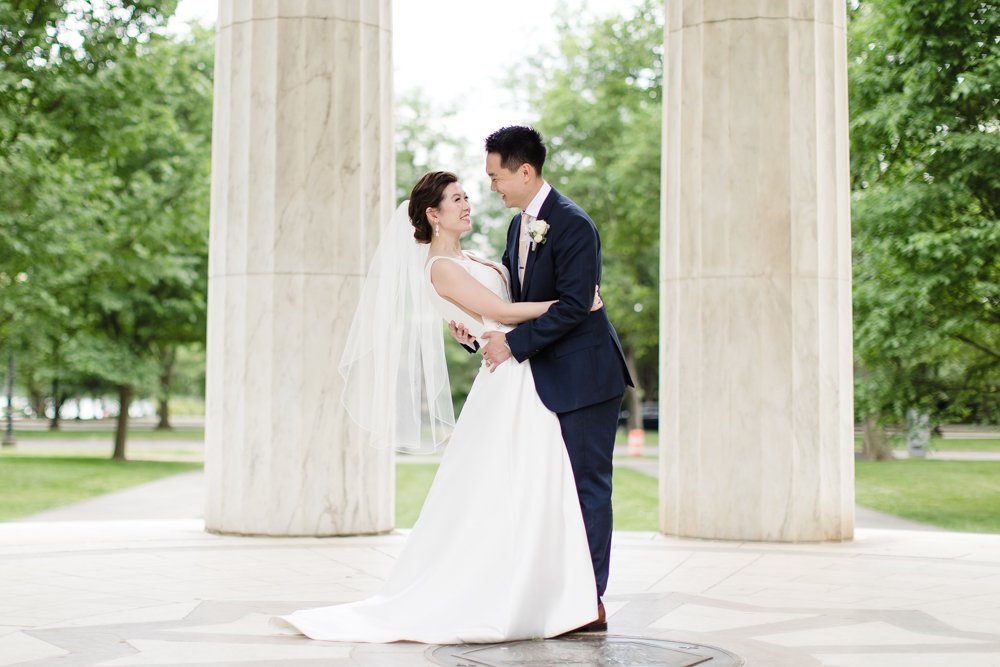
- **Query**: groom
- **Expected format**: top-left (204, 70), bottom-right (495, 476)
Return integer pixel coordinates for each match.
top-left (471, 125), bottom-right (632, 632)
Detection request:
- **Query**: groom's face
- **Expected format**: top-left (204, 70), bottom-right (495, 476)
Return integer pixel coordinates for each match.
top-left (486, 152), bottom-right (529, 210)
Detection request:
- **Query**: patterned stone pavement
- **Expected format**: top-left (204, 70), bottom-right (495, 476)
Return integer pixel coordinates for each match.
top-left (2, 518), bottom-right (1000, 666)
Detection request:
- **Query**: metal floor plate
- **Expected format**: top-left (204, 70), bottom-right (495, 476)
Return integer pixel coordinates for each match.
top-left (428, 634), bottom-right (744, 667)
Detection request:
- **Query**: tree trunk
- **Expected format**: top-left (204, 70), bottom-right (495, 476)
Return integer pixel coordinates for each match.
top-left (624, 348), bottom-right (643, 431)
top-left (29, 389), bottom-right (45, 420)
top-left (48, 377), bottom-right (61, 430)
top-left (112, 384), bottom-right (131, 461)
top-left (2, 352), bottom-right (15, 447)
top-left (157, 396), bottom-right (171, 430)
top-left (861, 413), bottom-right (894, 461)
top-left (155, 347), bottom-right (176, 430)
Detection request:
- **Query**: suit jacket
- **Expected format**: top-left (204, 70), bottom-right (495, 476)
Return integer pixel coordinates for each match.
top-left (503, 187), bottom-right (632, 413)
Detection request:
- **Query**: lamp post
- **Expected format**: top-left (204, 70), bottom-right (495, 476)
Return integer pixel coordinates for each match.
top-left (2, 351), bottom-right (15, 447)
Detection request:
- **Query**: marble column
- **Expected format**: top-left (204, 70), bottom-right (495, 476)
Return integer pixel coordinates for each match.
top-left (659, 0), bottom-right (854, 541)
top-left (205, 0), bottom-right (394, 536)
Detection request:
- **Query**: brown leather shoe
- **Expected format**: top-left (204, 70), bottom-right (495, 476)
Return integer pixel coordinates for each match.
top-left (561, 602), bottom-right (607, 635)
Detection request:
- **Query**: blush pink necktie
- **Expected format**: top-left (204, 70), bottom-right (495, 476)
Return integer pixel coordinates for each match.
top-left (518, 212), bottom-right (532, 285)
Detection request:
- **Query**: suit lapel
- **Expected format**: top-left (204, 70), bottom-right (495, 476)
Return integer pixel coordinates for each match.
top-left (520, 189), bottom-right (559, 297)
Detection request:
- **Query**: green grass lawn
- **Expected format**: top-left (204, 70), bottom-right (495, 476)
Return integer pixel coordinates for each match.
top-left (395, 464), bottom-right (659, 530)
top-left (854, 459), bottom-right (1000, 533)
top-left (614, 430), bottom-right (659, 447)
top-left (395, 464), bottom-right (439, 528)
top-left (0, 453), bottom-right (202, 521)
top-left (400, 459), bottom-right (1000, 534)
top-left (920, 438), bottom-right (1000, 452)
top-left (634, 433), bottom-right (1000, 453)
top-left (11, 428), bottom-right (205, 440)
top-left (4, 450), bottom-right (998, 534)
top-left (854, 436), bottom-right (1000, 452)
top-left (610, 468), bottom-right (659, 530)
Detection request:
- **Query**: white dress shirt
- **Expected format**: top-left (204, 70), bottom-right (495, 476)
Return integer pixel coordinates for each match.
top-left (518, 181), bottom-right (552, 283)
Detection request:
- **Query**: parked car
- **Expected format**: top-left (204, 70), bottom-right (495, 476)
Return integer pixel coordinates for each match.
top-left (617, 401), bottom-right (658, 431)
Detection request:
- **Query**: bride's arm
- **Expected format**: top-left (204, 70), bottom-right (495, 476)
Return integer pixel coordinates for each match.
top-left (431, 260), bottom-right (555, 325)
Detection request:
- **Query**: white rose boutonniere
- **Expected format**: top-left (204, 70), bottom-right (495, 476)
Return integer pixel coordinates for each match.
top-left (527, 219), bottom-right (549, 251)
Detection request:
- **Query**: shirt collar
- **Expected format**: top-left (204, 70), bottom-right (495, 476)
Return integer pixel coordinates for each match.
top-left (523, 181), bottom-right (552, 219)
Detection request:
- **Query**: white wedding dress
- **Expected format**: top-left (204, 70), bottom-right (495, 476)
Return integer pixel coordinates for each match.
top-left (273, 252), bottom-right (597, 644)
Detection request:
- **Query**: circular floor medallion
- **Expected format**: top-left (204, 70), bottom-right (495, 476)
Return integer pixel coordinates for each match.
top-left (428, 634), bottom-right (744, 667)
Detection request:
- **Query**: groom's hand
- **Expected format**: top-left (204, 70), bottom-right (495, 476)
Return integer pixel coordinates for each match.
top-left (591, 285), bottom-right (604, 311)
top-left (480, 331), bottom-right (512, 373)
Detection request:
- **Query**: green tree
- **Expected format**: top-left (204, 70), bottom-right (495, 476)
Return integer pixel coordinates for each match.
top-left (849, 0), bottom-right (1000, 454)
top-left (521, 0), bottom-right (663, 426)
top-left (1, 0), bottom-right (181, 445)
top-left (63, 26), bottom-right (213, 457)
top-left (1, 3), bottom-right (211, 458)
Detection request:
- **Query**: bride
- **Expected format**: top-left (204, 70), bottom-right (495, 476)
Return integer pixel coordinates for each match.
top-left (274, 171), bottom-right (602, 643)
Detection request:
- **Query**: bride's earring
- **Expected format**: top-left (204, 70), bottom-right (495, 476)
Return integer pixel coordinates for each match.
top-left (435, 224), bottom-right (440, 237)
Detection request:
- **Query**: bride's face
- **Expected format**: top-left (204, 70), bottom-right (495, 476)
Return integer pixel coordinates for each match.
top-left (429, 182), bottom-right (472, 236)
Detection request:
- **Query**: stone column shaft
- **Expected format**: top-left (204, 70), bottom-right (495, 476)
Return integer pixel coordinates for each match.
top-left (659, 0), bottom-right (854, 541)
top-left (205, 0), bottom-right (394, 536)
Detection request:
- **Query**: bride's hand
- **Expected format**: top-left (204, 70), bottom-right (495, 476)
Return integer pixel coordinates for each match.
top-left (449, 320), bottom-right (475, 346)
top-left (590, 286), bottom-right (604, 312)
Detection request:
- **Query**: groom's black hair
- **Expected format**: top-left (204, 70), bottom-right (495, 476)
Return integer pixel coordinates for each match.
top-left (485, 126), bottom-right (546, 176)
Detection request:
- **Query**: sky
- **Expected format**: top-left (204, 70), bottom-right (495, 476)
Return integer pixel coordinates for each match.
top-left (169, 0), bottom-right (625, 190)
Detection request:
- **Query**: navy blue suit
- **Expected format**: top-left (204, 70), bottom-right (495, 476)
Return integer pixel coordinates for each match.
top-left (503, 187), bottom-right (632, 600)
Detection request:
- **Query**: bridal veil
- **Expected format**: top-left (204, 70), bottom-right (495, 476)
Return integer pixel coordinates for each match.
top-left (338, 201), bottom-right (454, 453)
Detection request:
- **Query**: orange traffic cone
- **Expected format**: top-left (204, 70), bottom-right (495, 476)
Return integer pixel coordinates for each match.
top-left (627, 429), bottom-right (645, 457)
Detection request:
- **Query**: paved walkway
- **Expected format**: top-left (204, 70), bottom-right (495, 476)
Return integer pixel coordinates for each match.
top-left (4, 518), bottom-right (1000, 665)
top-left (4, 468), bottom-right (1000, 665)
top-left (17, 472), bottom-right (207, 523)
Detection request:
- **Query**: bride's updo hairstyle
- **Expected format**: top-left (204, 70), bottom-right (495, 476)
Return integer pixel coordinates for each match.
top-left (408, 170), bottom-right (458, 244)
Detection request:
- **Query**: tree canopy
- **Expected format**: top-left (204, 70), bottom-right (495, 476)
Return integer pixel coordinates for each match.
top-left (1, 1), bottom-right (212, 458)
top-left (523, 0), bottom-right (663, 417)
top-left (849, 0), bottom-right (1000, 435)
top-left (4, 0), bottom-right (997, 459)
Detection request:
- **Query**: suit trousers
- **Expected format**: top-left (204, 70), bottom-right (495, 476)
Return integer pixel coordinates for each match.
top-left (556, 393), bottom-right (624, 600)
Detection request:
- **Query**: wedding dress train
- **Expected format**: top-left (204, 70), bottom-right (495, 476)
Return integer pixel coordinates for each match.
top-left (273, 253), bottom-right (596, 643)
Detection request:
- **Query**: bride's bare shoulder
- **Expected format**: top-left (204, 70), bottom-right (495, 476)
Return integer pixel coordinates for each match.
top-left (428, 255), bottom-right (468, 284)
top-left (426, 254), bottom-right (465, 270)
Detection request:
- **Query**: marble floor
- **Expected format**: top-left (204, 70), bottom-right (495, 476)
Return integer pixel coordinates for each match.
top-left (2, 515), bottom-right (1000, 666)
